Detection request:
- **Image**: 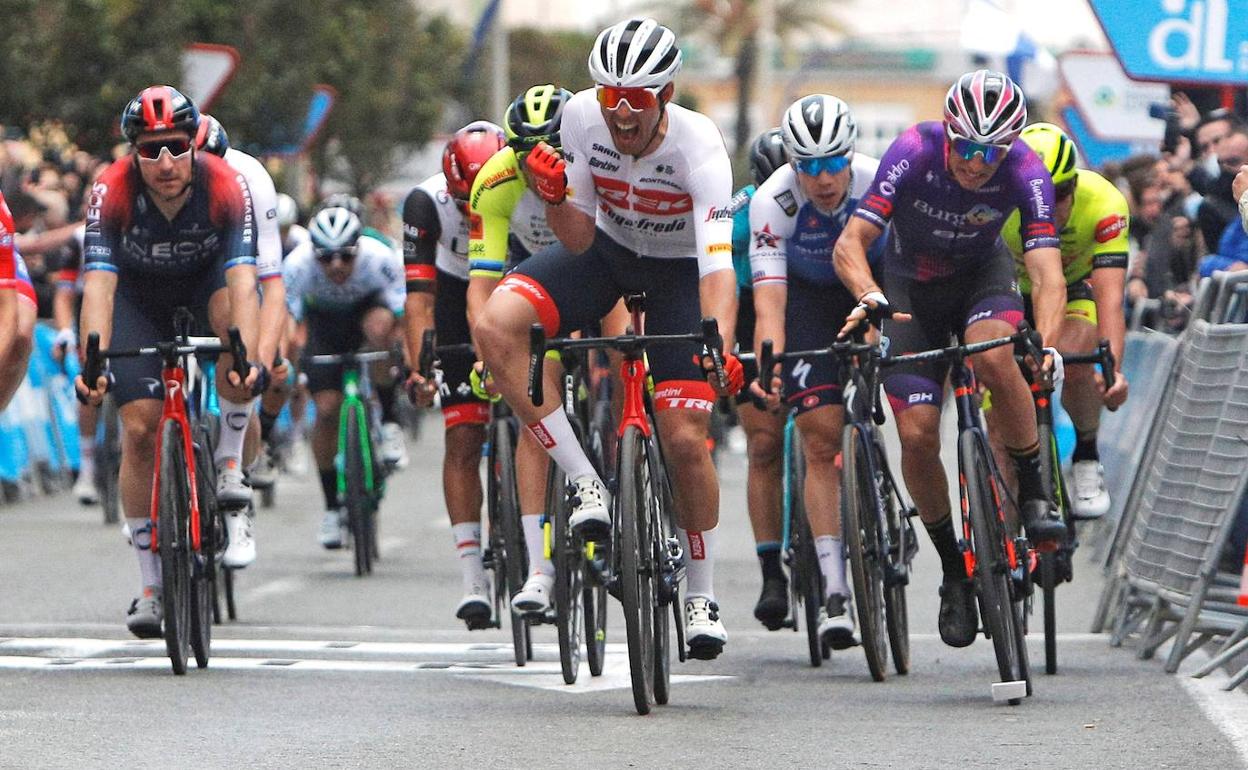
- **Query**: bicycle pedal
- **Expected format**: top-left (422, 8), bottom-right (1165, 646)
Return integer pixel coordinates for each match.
top-left (687, 638), bottom-right (724, 661)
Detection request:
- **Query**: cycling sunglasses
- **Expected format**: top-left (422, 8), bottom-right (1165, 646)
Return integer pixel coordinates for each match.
top-left (135, 137), bottom-right (193, 161)
top-left (596, 84), bottom-right (662, 112)
top-left (315, 247), bottom-right (357, 264)
top-left (948, 134), bottom-right (1011, 164)
top-left (794, 154), bottom-right (851, 177)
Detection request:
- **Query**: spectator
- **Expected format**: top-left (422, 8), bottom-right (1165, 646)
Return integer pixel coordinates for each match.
top-left (1190, 108), bottom-right (1241, 193)
top-left (1196, 128), bottom-right (1248, 248)
top-left (1200, 218), bottom-right (1248, 278)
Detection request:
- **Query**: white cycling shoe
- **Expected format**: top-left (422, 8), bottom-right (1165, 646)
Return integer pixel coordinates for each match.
top-left (456, 580), bottom-right (493, 630)
top-left (818, 593), bottom-right (858, 650)
top-left (74, 473), bottom-right (99, 505)
top-left (381, 422), bottom-right (408, 467)
top-left (223, 509), bottom-right (256, 568)
top-left (216, 458), bottom-right (252, 507)
top-left (512, 572), bottom-right (554, 615)
top-left (685, 596), bottom-right (727, 660)
top-left (1071, 460), bottom-right (1110, 519)
top-left (569, 476), bottom-right (611, 539)
top-left (319, 509), bottom-right (344, 549)
top-left (126, 587), bottom-right (163, 639)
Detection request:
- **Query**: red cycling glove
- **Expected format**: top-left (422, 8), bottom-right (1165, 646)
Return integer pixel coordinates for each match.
top-left (694, 351), bottom-right (745, 396)
top-left (525, 142), bottom-right (568, 204)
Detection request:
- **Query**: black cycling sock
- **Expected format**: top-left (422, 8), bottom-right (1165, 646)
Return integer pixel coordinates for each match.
top-left (1072, 429), bottom-right (1099, 463)
top-left (259, 408), bottom-right (279, 443)
top-left (757, 544), bottom-right (784, 582)
top-left (1009, 441), bottom-right (1045, 503)
top-left (319, 469), bottom-right (338, 510)
top-left (377, 381), bottom-right (398, 424)
top-left (924, 514), bottom-right (965, 580)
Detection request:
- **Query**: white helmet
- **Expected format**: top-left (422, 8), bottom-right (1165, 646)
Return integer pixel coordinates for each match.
top-left (276, 193), bottom-right (298, 229)
top-left (308, 206), bottom-right (361, 252)
top-left (781, 94), bottom-right (857, 159)
top-left (588, 18), bottom-right (682, 88)
top-left (943, 69), bottom-right (1027, 146)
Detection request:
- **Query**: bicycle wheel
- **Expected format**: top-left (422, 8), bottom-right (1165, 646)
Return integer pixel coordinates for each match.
top-left (881, 454), bottom-right (911, 676)
top-left (98, 397), bottom-right (121, 525)
top-left (584, 569), bottom-right (608, 676)
top-left (1040, 550), bottom-right (1058, 675)
top-left (619, 425), bottom-right (655, 714)
top-left (647, 437), bottom-right (674, 706)
top-left (492, 419), bottom-right (529, 666)
top-left (157, 420), bottom-right (192, 675)
top-left (190, 430), bottom-right (216, 668)
top-left (959, 430), bottom-right (1030, 702)
top-left (550, 463), bottom-right (583, 684)
top-left (789, 436), bottom-right (823, 667)
top-left (344, 404), bottom-right (370, 577)
top-left (842, 424), bottom-right (888, 681)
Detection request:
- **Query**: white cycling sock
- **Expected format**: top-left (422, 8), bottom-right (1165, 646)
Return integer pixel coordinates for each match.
top-left (679, 525), bottom-right (717, 602)
top-left (215, 398), bottom-right (254, 466)
top-left (128, 517), bottom-right (161, 591)
top-left (451, 522), bottom-right (486, 591)
top-left (521, 513), bottom-right (553, 577)
top-left (526, 409), bottom-right (599, 484)
top-left (816, 535), bottom-right (848, 599)
top-left (78, 439), bottom-right (95, 481)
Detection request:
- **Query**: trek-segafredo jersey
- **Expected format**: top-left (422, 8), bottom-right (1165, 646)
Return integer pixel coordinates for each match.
top-left (853, 121), bottom-right (1059, 282)
top-left (560, 89), bottom-right (734, 277)
top-left (748, 155), bottom-right (882, 288)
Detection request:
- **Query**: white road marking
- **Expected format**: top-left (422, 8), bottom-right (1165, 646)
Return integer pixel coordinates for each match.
top-left (1178, 650), bottom-right (1248, 763)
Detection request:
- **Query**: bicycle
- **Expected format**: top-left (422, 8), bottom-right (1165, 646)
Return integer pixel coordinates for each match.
top-left (757, 332), bottom-right (919, 680)
top-left (529, 294), bottom-right (726, 715)
top-left (306, 349), bottom-right (396, 577)
top-left (81, 317), bottom-right (249, 675)
top-left (885, 326), bottom-right (1038, 704)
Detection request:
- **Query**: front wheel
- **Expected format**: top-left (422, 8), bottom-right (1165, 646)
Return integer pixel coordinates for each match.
top-left (344, 404), bottom-right (371, 577)
top-left (550, 464), bottom-right (583, 684)
top-left (842, 424), bottom-right (888, 681)
top-left (788, 434), bottom-right (823, 667)
top-left (490, 419), bottom-right (529, 667)
top-left (190, 428), bottom-right (217, 669)
top-left (619, 426), bottom-right (655, 714)
top-left (157, 420), bottom-right (192, 675)
top-left (98, 397), bottom-right (122, 525)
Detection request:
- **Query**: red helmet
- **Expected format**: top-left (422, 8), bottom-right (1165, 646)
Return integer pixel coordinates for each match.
top-left (442, 121), bottom-right (506, 200)
top-left (120, 85), bottom-right (200, 144)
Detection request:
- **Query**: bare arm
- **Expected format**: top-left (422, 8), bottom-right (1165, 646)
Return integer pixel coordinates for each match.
top-left (15, 221), bottom-right (85, 256)
top-left (833, 217), bottom-right (885, 300)
top-left (699, 268), bottom-right (737, 353)
top-left (1021, 246), bottom-right (1066, 344)
top-left (466, 275), bottom-right (497, 352)
top-left (545, 202), bottom-right (596, 254)
top-left (1090, 266), bottom-right (1129, 409)
top-left (256, 278), bottom-right (286, 368)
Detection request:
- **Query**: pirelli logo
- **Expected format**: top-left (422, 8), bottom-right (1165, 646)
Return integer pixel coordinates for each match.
top-left (707, 242), bottom-right (731, 255)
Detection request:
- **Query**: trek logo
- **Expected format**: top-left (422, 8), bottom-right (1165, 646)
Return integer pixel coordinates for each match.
top-left (791, 358), bottom-right (812, 390)
top-left (907, 391), bottom-right (934, 404)
top-left (687, 531), bottom-right (706, 560)
top-left (659, 396), bottom-right (714, 411)
top-left (527, 422), bottom-right (556, 449)
top-left (592, 174), bottom-right (692, 216)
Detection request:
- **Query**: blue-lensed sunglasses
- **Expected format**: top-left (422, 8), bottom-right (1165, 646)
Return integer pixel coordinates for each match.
top-left (794, 154), bottom-right (851, 177)
top-left (949, 135), bottom-right (1011, 164)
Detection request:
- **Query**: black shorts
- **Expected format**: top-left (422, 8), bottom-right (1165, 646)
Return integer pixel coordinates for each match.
top-left (302, 293), bottom-right (389, 394)
top-left (782, 278), bottom-right (856, 414)
top-left (500, 228), bottom-right (715, 413)
top-left (734, 285), bottom-right (758, 407)
top-left (880, 247), bottom-right (1023, 413)
top-left (109, 271), bottom-right (223, 408)
top-left (433, 270), bottom-right (488, 427)
top-left (1022, 276), bottom-right (1095, 326)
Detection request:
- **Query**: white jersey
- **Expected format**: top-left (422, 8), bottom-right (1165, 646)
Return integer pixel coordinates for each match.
top-left (282, 236), bottom-right (405, 322)
top-left (748, 155), bottom-right (879, 288)
top-left (222, 148), bottom-right (281, 281)
top-left (560, 89), bottom-right (734, 277)
top-left (283, 223), bottom-right (310, 257)
top-left (412, 173), bottom-right (470, 281)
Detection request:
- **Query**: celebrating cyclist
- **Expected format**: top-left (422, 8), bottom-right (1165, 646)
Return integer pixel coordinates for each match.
top-left (474, 17), bottom-right (742, 659)
top-left (401, 121), bottom-right (510, 627)
top-left (284, 206), bottom-right (405, 547)
top-left (0, 190), bottom-right (36, 412)
top-left (749, 95), bottom-right (883, 649)
top-left (1000, 123), bottom-right (1130, 518)
top-left (833, 70), bottom-right (1066, 649)
top-left (74, 85), bottom-right (262, 638)
top-left (730, 129), bottom-right (792, 629)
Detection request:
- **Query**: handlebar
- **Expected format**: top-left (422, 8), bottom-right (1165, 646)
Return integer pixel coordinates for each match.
top-left (1060, 339), bottom-right (1117, 392)
top-left (307, 350), bottom-right (397, 366)
top-left (80, 327), bottom-right (248, 399)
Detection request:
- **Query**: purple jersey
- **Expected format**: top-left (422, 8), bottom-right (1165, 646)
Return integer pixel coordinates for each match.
top-left (854, 121), bottom-right (1059, 282)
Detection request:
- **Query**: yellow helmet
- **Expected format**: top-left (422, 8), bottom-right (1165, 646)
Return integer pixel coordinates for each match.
top-left (1020, 122), bottom-right (1079, 186)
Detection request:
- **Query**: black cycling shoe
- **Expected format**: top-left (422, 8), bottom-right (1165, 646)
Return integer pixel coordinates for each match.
top-left (1020, 498), bottom-right (1067, 545)
top-left (753, 575), bottom-right (789, 630)
top-left (455, 597), bottom-right (493, 631)
top-left (937, 576), bottom-right (978, 648)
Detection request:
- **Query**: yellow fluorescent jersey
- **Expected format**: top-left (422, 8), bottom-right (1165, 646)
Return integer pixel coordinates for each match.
top-left (467, 146), bottom-right (558, 280)
top-left (1003, 168), bottom-right (1130, 294)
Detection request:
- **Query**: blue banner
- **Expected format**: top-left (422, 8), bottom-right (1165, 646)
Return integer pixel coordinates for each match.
top-left (1089, 0), bottom-right (1248, 85)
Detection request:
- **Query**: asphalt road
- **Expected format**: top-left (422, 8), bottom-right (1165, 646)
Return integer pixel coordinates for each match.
top-left (0, 412), bottom-right (1244, 769)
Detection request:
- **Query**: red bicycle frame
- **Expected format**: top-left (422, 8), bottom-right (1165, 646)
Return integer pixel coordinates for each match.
top-left (148, 362), bottom-right (203, 553)
top-left (617, 300), bottom-right (652, 439)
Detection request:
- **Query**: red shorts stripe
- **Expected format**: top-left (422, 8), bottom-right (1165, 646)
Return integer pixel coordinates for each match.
top-left (496, 273), bottom-right (561, 336)
top-left (14, 279), bottom-right (35, 307)
top-left (652, 379), bottom-right (716, 413)
top-left (443, 401), bottom-right (489, 428)
top-left (405, 263), bottom-right (436, 283)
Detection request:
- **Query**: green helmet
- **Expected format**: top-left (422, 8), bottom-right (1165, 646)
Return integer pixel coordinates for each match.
top-left (504, 84), bottom-right (573, 154)
top-left (1020, 122), bottom-right (1079, 186)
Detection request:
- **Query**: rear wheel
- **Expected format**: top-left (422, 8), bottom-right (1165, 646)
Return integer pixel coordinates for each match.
top-left (619, 426), bottom-right (655, 714)
top-left (344, 404), bottom-right (370, 577)
top-left (98, 397), bottom-right (121, 525)
top-left (842, 424), bottom-right (888, 681)
top-left (157, 420), bottom-right (191, 675)
top-left (882, 461), bottom-right (911, 676)
top-left (190, 428), bottom-right (217, 668)
top-left (550, 464), bottom-right (583, 684)
top-left (492, 419), bottom-right (529, 666)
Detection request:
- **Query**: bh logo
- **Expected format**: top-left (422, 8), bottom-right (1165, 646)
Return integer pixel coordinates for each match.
top-left (1148, 0), bottom-right (1238, 75)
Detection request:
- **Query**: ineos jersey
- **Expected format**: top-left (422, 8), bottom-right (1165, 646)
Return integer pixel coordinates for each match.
top-left (853, 121), bottom-right (1059, 282)
top-left (223, 147), bottom-right (281, 281)
top-left (560, 89), bottom-right (734, 277)
top-left (282, 236), bottom-right (405, 322)
top-left (749, 156), bottom-right (882, 288)
top-left (83, 154), bottom-right (256, 278)
top-left (402, 173), bottom-right (469, 286)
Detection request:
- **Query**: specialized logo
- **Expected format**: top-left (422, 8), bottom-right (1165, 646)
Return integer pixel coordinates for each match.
top-left (773, 190), bottom-right (798, 217)
top-left (791, 358), bottom-right (812, 390)
top-left (1095, 214), bottom-right (1127, 243)
top-left (140, 377), bottom-right (162, 395)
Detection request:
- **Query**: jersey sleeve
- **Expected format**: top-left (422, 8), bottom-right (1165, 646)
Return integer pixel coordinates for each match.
top-left (747, 178), bottom-right (790, 287)
top-left (686, 143), bottom-right (735, 278)
top-left (1011, 149), bottom-right (1060, 252)
top-left (233, 151), bottom-right (283, 281)
top-left (0, 193), bottom-right (15, 286)
top-left (401, 188), bottom-right (442, 291)
top-left (560, 92), bottom-right (596, 218)
top-left (729, 186), bottom-right (754, 289)
top-left (281, 245), bottom-right (311, 322)
top-left (83, 160), bottom-right (129, 275)
top-left (468, 149), bottom-right (523, 280)
top-left (1089, 182), bottom-right (1130, 271)
top-left (376, 244), bottom-right (407, 316)
top-left (207, 159), bottom-right (258, 270)
top-left (854, 126), bottom-right (922, 229)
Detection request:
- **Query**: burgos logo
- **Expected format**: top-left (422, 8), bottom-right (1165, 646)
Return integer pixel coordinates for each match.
top-left (1147, 0), bottom-right (1236, 74)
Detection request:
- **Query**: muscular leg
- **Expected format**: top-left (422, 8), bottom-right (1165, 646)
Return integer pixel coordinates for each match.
top-left (738, 404), bottom-right (784, 546)
top-left (656, 408), bottom-right (720, 600)
top-left (0, 299), bottom-right (34, 411)
top-left (795, 406), bottom-right (847, 600)
top-left (1056, 317), bottom-right (1102, 446)
top-left (119, 399), bottom-right (163, 591)
top-left (311, 389), bottom-right (343, 509)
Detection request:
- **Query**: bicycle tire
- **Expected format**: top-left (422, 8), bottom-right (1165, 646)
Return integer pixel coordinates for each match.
top-left (960, 429), bottom-right (1030, 703)
top-left (344, 404), bottom-right (370, 577)
top-left (492, 419), bottom-right (529, 666)
top-left (98, 397), bottom-right (122, 525)
top-left (157, 420), bottom-right (191, 675)
top-left (843, 424), bottom-right (888, 681)
top-left (584, 576), bottom-right (608, 676)
top-left (619, 425), bottom-right (655, 714)
top-left (1040, 550), bottom-right (1058, 675)
top-left (550, 463), bottom-right (583, 684)
top-left (881, 453), bottom-right (911, 676)
top-left (190, 430), bottom-right (216, 668)
top-left (789, 436), bottom-right (823, 667)
top-left (1038, 422), bottom-right (1066, 676)
top-left (647, 436), bottom-right (673, 706)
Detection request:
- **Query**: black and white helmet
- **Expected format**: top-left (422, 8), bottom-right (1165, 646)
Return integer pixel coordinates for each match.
top-left (588, 17), bottom-right (682, 88)
top-left (308, 206), bottom-right (361, 252)
top-left (780, 94), bottom-right (856, 160)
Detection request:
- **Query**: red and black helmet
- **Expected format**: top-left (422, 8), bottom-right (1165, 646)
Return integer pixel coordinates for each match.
top-left (442, 120), bottom-right (506, 201)
top-left (194, 114), bottom-right (230, 157)
top-left (120, 85), bottom-right (200, 144)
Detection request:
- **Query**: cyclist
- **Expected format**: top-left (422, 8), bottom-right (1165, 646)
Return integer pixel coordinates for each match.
top-left (730, 128), bottom-right (791, 629)
top-left (401, 121), bottom-right (509, 626)
top-left (194, 114), bottom-right (285, 565)
top-left (1000, 123), bottom-right (1130, 518)
top-left (0, 190), bottom-right (36, 412)
top-left (462, 86), bottom-right (570, 615)
top-left (74, 85), bottom-right (263, 638)
top-left (474, 17), bottom-right (743, 659)
top-left (278, 194), bottom-right (310, 256)
top-left (833, 70), bottom-right (1067, 649)
top-left (749, 94), bottom-right (883, 649)
top-left (284, 205), bottom-right (405, 547)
